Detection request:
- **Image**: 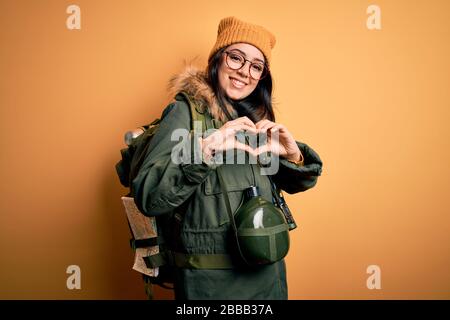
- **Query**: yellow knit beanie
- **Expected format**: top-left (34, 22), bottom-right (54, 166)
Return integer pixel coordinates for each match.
top-left (208, 16), bottom-right (276, 66)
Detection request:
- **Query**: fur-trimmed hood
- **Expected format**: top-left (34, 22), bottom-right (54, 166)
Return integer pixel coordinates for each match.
top-left (168, 65), bottom-right (238, 123)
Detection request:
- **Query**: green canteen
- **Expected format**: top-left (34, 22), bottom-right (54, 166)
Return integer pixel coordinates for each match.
top-left (234, 186), bottom-right (290, 265)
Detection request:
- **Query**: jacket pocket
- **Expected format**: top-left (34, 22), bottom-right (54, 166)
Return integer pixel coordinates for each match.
top-left (203, 164), bottom-right (255, 226)
top-left (204, 164), bottom-right (255, 195)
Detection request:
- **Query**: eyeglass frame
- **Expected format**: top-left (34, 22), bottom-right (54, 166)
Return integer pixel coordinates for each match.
top-left (223, 50), bottom-right (269, 80)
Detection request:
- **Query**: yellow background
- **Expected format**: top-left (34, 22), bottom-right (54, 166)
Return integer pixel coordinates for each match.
top-left (1, 0), bottom-right (449, 299)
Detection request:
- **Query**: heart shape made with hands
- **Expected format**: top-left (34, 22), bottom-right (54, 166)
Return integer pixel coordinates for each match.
top-left (207, 125), bottom-right (300, 162)
top-left (233, 129), bottom-right (291, 159)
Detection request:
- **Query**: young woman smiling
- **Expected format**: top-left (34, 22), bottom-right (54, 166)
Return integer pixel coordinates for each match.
top-left (133, 16), bottom-right (323, 300)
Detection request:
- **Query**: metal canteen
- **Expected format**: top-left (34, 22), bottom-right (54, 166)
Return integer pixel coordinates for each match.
top-left (233, 186), bottom-right (290, 265)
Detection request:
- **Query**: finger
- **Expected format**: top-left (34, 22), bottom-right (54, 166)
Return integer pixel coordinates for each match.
top-left (231, 116), bottom-right (256, 129)
top-left (258, 121), bottom-right (277, 133)
top-left (266, 125), bottom-right (284, 141)
top-left (271, 124), bottom-right (287, 133)
top-left (268, 124), bottom-right (283, 133)
top-left (255, 119), bottom-right (270, 129)
top-left (268, 125), bottom-right (292, 141)
top-left (226, 118), bottom-right (253, 129)
top-left (224, 124), bottom-right (258, 136)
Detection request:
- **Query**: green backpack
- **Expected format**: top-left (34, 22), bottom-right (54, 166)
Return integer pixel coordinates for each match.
top-left (116, 91), bottom-right (204, 190)
top-left (115, 91), bottom-right (205, 299)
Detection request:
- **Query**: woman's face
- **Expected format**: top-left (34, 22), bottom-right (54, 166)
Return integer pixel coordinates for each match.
top-left (218, 43), bottom-right (266, 100)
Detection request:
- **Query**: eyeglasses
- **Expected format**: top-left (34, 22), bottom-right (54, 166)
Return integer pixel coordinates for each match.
top-left (224, 51), bottom-right (268, 80)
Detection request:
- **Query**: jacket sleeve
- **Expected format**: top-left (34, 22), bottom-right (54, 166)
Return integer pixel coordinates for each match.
top-left (132, 100), bottom-right (216, 216)
top-left (272, 141), bottom-right (323, 194)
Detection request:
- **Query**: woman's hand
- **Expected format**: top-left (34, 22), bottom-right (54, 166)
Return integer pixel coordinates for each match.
top-left (199, 116), bottom-right (303, 164)
top-left (200, 116), bottom-right (258, 162)
top-left (255, 119), bottom-right (303, 163)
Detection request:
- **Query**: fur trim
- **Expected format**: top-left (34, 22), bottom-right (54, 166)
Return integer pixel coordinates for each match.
top-left (167, 65), bottom-right (238, 123)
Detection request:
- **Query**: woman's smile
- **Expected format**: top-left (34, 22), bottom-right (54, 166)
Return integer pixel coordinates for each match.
top-left (229, 76), bottom-right (247, 89)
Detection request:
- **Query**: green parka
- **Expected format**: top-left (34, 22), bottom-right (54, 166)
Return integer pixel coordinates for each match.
top-left (132, 66), bottom-right (323, 300)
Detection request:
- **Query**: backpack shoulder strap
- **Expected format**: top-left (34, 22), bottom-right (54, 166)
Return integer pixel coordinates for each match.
top-left (174, 91), bottom-right (213, 131)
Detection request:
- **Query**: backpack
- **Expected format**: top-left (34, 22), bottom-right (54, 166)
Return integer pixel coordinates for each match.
top-left (115, 91), bottom-right (205, 299)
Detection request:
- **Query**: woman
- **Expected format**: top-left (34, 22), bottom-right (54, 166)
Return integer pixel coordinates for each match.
top-left (133, 16), bottom-right (323, 300)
